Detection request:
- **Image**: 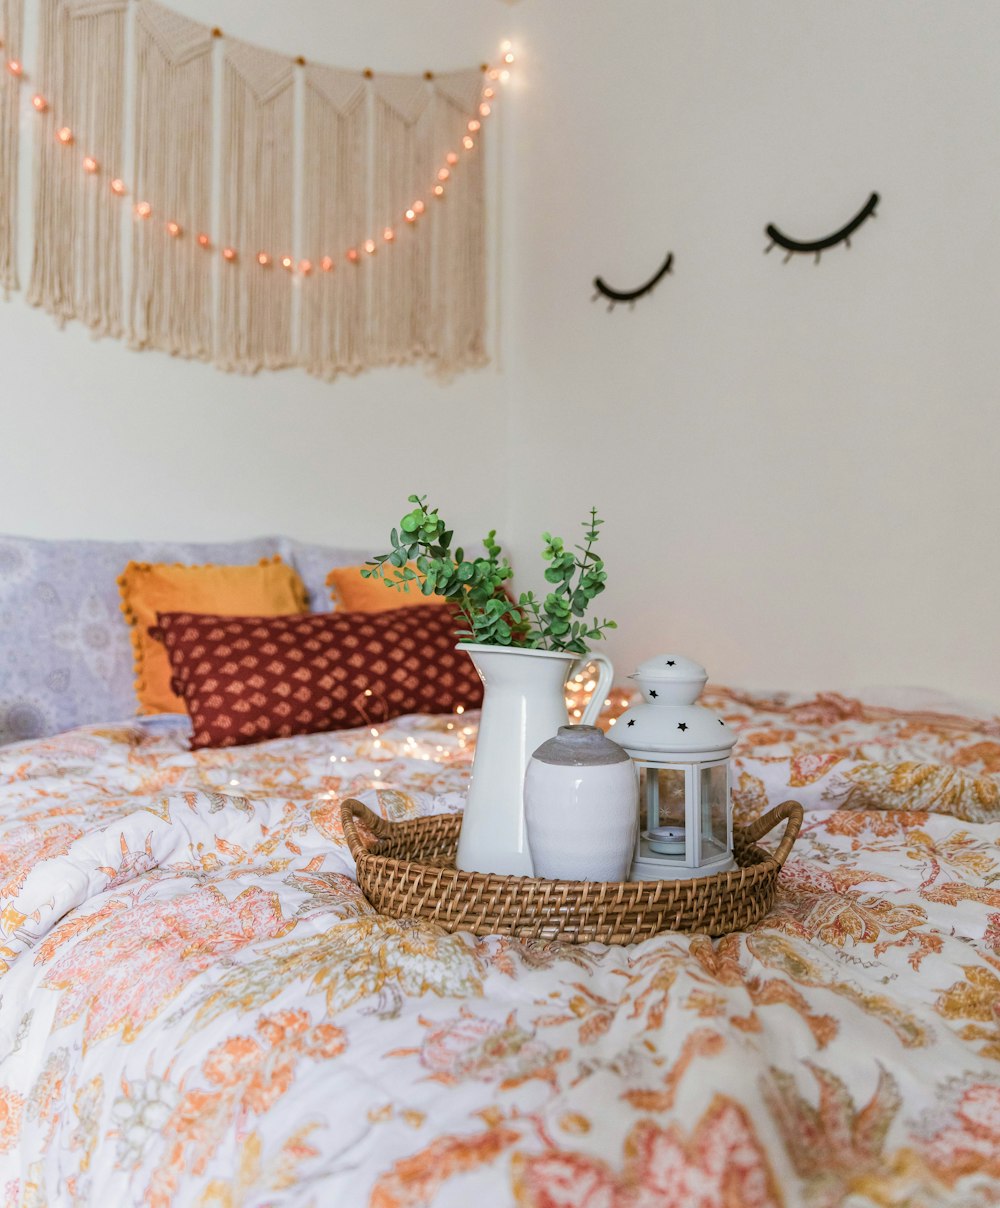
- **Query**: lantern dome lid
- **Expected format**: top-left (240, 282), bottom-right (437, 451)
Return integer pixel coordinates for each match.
top-left (611, 702), bottom-right (737, 757)
top-left (630, 653), bottom-right (707, 706)
top-left (611, 653), bottom-right (737, 757)
top-left (632, 653), bottom-right (706, 682)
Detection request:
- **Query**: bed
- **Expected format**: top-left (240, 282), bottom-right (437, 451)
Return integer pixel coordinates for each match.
top-left (1, 684), bottom-right (998, 1206)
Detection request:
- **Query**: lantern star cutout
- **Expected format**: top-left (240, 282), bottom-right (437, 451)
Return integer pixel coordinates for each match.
top-left (677, 722), bottom-right (688, 731)
top-left (649, 689), bottom-right (658, 699)
top-left (666, 660), bottom-right (676, 667)
top-left (627, 719), bottom-right (635, 727)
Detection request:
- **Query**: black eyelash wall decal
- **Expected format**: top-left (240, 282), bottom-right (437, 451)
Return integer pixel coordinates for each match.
top-left (765, 192), bottom-right (879, 264)
top-left (592, 252), bottom-right (673, 311)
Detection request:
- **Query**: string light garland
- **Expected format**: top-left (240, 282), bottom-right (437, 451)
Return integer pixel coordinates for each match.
top-left (3, 33), bottom-right (515, 278)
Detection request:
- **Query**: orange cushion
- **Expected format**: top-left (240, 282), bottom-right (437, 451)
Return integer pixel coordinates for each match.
top-left (118, 556), bottom-right (308, 715)
top-left (326, 562), bottom-right (449, 611)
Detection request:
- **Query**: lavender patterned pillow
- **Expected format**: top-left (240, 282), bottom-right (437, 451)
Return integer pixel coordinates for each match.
top-left (0, 534), bottom-right (285, 744)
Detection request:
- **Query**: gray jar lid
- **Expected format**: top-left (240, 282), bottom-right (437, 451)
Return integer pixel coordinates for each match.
top-left (531, 724), bottom-right (631, 766)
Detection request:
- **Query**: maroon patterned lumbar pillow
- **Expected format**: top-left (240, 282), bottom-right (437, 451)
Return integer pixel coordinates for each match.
top-left (154, 604), bottom-right (483, 750)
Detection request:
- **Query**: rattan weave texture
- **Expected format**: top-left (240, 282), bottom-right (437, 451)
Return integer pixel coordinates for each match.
top-left (342, 797), bottom-right (803, 944)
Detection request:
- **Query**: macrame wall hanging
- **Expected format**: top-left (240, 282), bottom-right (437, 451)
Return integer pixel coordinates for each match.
top-left (0, 0), bottom-right (512, 380)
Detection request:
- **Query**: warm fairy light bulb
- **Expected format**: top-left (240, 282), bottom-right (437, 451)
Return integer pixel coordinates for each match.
top-left (31, 94), bottom-right (47, 111)
top-left (56, 126), bottom-right (73, 145)
top-left (222, 246), bottom-right (237, 262)
top-left (197, 232), bottom-right (210, 248)
top-left (467, 119), bottom-right (480, 133)
top-left (503, 51), bottom-right (515, 64)
top-left (500, 39), bottom-right (512, 52)
top-left (347, 247), bottom-right (359, 263)
top-left (433, 184), bottom-right (444, 197)
top-left (382, 226), bottom-right (395, 242)
top-left (479, 102), bottom-right (491, 117)
top-left (488, 68), bottom-right (499, 81)
top-left (257, 251), bottom-right (270, 266)
top-left (363, 238), bottom-right (376, 254)
top-left (483, 87), bottom-right (495, 99)
top-left (110, 178), bottom-right (126, 196)
top-left (299, 258), bottom-right (312, 274)
top-left (134, 201), bottom-right (152, 218)
top-left (82, 156), bottom-right (98, 174)
top-left (413, 199), bottom-right (425, 215)
top-left (281, 255), bottom-right (294, 270)
top-left (462, 136), bottom-right (475, 150)
top-left (437, 167), bottom-right (450, 181)
top-left (404, 208), bottom-right (416, 223)
top-left (499, 69), bottom-right (510, 82)
top-left (320, 255), bottom-right (334, 271)
top-left (455, 704), bottom-right (465, 715)
top-left (6, 59), bottom-right (22, 77)
top-left (166, 220), bottom-right (181, 236)
top-left (446, 151), bottom-right (458, 165)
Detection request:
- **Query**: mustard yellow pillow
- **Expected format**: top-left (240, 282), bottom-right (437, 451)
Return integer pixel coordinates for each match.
top-left (118, 556), bottom-right (308, 715)
top-left (326, 562), bottom-right (449, 611)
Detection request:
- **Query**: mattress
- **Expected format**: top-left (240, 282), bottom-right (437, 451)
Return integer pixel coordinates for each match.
top-left (0, 686), bottom-right (998, 1206)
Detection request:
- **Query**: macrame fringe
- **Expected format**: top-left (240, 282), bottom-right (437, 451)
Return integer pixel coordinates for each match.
top-left (27, 0), bottom-right (127, 336)
top-left (300, 64), bottom-right (368, 380)
top-left (216, 38), bottom-right (294, 373)
top-left (0, 0), bottom-right (24, 296)
top-left (129, 0), bottom-right (213, 358)
top-left (370, 74), bottom-right (433, 369)
top-left (430, 70), bottom-right (488, 379)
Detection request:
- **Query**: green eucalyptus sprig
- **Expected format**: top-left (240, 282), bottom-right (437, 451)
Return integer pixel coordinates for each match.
top-left (362, 495), bottom-right (616, 655)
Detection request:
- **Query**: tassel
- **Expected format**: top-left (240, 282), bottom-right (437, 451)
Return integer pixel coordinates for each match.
top-left (27, 0), bottom-right (127, 336)
top-left (431, 70), bottom-right (488, 379)
top-left (216, 38), bottom-right (295, 373)
top-left (0, 0), bottom-right (24, 295)
top-left (129, 0), bottom-right (213, 358)
top-left (369, 73), bottom-right (434, 369)
top-left (299, 63), bottom-right (368, 380)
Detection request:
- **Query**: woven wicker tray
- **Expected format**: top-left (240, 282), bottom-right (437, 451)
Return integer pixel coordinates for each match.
top-left (341, 797), bottom-right (803, 944)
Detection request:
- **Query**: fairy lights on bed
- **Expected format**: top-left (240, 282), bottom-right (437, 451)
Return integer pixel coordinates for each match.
top-left (5, 38), bottom-right (515, 277)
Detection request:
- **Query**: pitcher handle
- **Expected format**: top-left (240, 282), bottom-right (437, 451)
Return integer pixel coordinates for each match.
top-left (577, 653), bottom-right (614, 727)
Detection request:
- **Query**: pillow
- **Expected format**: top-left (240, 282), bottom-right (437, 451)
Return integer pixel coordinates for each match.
top-left (119, 556), bottom-right (308, 716)
top-left (326, 562), bottom-right (449, 612)
top-left (0, 533), bottom-right (284, 744)
top-left (155, 604), bottom-right (483, 749)
top-left (280, 538), bottom-right (374, 613)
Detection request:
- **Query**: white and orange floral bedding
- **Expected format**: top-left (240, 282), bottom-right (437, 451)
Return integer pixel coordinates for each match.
top-left (1, 687), bottom-right (999, 1207)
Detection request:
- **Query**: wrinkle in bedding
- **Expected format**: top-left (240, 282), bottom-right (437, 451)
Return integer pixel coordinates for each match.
top-left (0, 688), bottom-right (998, 1206)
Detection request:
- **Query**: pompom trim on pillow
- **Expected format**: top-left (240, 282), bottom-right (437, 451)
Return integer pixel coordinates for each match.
top-left (118, 555), bottom-right (308, 716)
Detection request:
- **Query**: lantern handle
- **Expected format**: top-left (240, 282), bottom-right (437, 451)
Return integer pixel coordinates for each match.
top-left (741, 800), bottom-right (803, 867)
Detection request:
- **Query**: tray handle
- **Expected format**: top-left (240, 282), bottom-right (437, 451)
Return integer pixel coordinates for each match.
top-left (740, 800), bottom-right (803, 867)
top-left (341, 798), bottom-right (393, 861)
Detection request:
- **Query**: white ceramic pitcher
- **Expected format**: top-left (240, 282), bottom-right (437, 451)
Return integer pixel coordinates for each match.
top-left (454, 644), bottom-right (614, 876)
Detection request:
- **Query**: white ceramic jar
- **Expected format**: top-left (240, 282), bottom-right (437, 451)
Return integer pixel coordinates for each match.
top-left (524, 724), bottom-right (638, 881)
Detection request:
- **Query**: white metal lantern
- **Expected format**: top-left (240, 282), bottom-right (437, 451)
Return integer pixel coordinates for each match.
top-left (609, 654), bottom-right (738, 882)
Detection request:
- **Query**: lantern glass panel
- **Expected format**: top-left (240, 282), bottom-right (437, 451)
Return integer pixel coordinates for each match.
top-left (640, 766), bottom-right (686, 831)
top-left (700, 763), bottom-right (729, 859)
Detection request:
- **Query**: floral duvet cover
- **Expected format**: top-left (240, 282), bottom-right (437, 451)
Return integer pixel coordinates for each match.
top-left (0, 687), bottom-right (998, 1208)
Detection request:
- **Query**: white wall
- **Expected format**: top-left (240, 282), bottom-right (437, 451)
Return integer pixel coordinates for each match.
top-left (2, 1), bottom-right (998, 703)
top-left (502, 0), bottom-right (1000, 704)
